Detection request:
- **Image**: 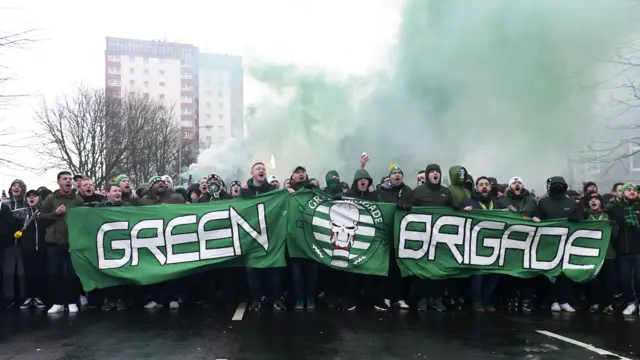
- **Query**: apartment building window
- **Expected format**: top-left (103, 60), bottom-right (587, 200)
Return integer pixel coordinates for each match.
top-left (206, 135), bottom-right (212, 144)
top-left (218, 102), bottom-right (223, 109)
top-left (206, 114), bottom-right (211, 120)
top-left (205, 102), bottom-right (211, 108)
top-left (630, 144), bottom-right (640, 171)
top-left (184, 132), bottom-right (190, 139)
top-left (129, 80), bottom-right (135, 86)
top-left (182, 85), bottom-right (193, 91)
top-left (159, 69), bottom-right (165, 75)
top-left (181, 95), bottom-right (192, 103)
top-left (129, 91), bottom-right (135, 97)
top-left (181, 108), bottom-right (193, 115)
top-left (108, 79), bottom-right (120, 86)
top-left (159, 94), bottom-right (165, 100)
top-left (129, 55), bottom-right (135, 62)
top-left (129, 68), bottom-right (135, 74)
top-left (181, 73), bottom-right (192, 79)
top-left (144, 81), bottom-right (149, 87)
top-left (159, 81), bottom-right (165, 87)
top-left (218, 91), bottom-right (223, 98)
top-left (143, 69), bottom-right (149, 75)
top-left (180, 59), bottom-right (188, 67)
top-left (107, 67), bottom-right (120, 74)
top-left (218, 114), bottom-right (224, 120)
top-left (108, 54), bottom-right (120, 62)
top-left (181, 120), bottom-right (192, 128)
top-left (205, 90), bottom-right (211, 96)
top-left (143, 56), bottom-right (149, 64)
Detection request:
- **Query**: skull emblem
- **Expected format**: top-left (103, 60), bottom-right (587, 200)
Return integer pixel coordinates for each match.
top-left (328, 203), bottom-right (359, 267)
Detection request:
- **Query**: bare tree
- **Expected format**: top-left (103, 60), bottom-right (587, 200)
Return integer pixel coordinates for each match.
top-left (0, 27), bottom-right (41, 169)
top-left (35, 87), bottom-right (182, 187)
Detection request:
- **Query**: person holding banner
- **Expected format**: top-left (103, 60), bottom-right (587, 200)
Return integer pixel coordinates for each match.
top-left (463, 176), bottom-right (506, 312)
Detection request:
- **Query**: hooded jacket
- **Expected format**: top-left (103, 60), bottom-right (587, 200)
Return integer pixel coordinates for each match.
top-left (448, 165), bottom-right (471, 207)
top-left (198, 191), bottom-right (233, 202)
top-left (324, 170), bottom-right (343, 195)
top-left (240, 178), bottom-right (275, 198)
top-left (345, 169), bottom-right (382, 201)
top-left (412, 164), bottom-right (454, 207)
top-left (536, 176), bottom-right (581, 221)
top-left (0, 202), bottom-right (14, 250)
top-left (39, 189), bottom-right (85, 245)
top-left (499, 188), bottom-right (539, 218)
top-left (139, 190), bottom-right (185, 205)
top-left (4, 179), bottom-right (29, 228)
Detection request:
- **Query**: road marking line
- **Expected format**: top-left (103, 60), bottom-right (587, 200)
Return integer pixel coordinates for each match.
top-left (232, 302), bottom-right (247, 321)
top-left (536, 330), bottom-right (632, 360)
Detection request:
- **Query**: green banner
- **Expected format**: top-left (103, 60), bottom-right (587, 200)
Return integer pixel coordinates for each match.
top-left (68, 190), bottom-right (289, 291)
top-left (395, 207), bottom-right (612, 283)
top-left (68, 190), bottom-right (611, 290)
top-left (287, 189), bottom-right (395, 276)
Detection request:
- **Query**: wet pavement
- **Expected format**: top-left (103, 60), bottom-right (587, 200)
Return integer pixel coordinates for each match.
top-left (0, 306), bottom-right (639, 360)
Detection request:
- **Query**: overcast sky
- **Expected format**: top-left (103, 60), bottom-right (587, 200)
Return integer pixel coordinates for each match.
top-left (0, 0), bottom-right (401, 191)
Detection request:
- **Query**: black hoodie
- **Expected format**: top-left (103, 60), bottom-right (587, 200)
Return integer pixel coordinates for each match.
top-left (345, 168), bottom-right (382, 201)
top-left (537, 176), bottom-right (581, 221)
top-left (240, 178), bottom-right (275, 198)
top-left (411, 164), bottom-right (454, 207)
top-left (20, 206), bottom-right (46, 251)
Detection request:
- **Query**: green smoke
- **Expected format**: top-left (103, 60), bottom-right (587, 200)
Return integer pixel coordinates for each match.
top-left (197, 0), bottom-right (637, 189)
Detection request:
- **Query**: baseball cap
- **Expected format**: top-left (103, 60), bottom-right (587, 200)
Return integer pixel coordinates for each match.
top-left (268, 175), bottom-right (278, 183)
top-left (293, 166), bottom-right (306, 173)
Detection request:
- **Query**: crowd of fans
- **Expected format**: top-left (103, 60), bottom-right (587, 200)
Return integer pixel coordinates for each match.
top-left (1, 154), bottom-right (638, 317)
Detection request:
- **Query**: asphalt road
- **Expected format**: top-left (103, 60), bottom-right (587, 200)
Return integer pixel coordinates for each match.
top-left (0, 306), bottom-right (638, 360)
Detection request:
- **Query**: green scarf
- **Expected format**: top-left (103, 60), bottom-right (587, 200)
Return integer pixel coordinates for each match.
top-left (623, 201), bottom-right (640, 228)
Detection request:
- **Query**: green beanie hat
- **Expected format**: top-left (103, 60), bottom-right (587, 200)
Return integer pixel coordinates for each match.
top-left (114, 174), bottom-right (129, 185)
top-left (148, 176), bottom-right (162, 188)
top-left (388, 163), bottom-right (403, 176)
top-left (621, 183), bottom-right (636, 194)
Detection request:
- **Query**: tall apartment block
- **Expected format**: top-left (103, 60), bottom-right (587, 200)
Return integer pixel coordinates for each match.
top-left (104, 37), bottom-right (244, 149)
top-left (197, 54), bottom-right (243, 149)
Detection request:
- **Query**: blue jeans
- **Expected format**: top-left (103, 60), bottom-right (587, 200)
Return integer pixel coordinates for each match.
top-left (47, 244), bottom-right (78, 305)
top-left (291, 258), bottom-right (319, 300)
top-left (617, 254), bottom-right (640, 304)
top-left (470, 274), bottom-right (498, 304)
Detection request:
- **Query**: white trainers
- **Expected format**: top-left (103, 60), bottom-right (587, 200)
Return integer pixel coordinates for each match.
top-left (79, 295), bottom-right (89, 307)
top-left (68, 304), bottom-right (79, 313)
top-left (169, 301), bottom-right (179, 309)
top-left (47, 304), bottom-right (64, 314)
top-left (396, 300), bottom-right (410, 309)
top-left (144, 301), bottom-right (162, 309)
top-left (560, 303), bottom-right (576, 313)
top-left (551, 302), bottom-right (561, 312)
top-left (623, 303), bottom-right (638, 315)
top-left (384, 299), bottom-right (391, 308)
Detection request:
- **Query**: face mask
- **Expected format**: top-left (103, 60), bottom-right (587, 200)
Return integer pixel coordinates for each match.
top-left (458, 168), bottom-right (467, 182)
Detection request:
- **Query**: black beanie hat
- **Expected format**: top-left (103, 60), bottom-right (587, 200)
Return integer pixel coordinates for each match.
top-left (583, 181), bottom-right (597, 194)
top-left (425, 164), bottom-right (441, 174)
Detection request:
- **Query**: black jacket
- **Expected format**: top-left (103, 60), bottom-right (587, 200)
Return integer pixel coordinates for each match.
top-left (377, 182), bottom-right (413, 205)
top-left (537, 195), bottom-right (581, 221)
top-left (197, 191), bottom-right (233, 203)
top-left (20, 206), bottom-right (46, 251)
top-left (499, 189), bottom-right (539, 218)
top-left (605, 200), bottom-right (640, 255)
top-left (0, 202), bottom-right (14, 250)
top-left (81, 193), bottom-right (105, 207)
top-left (411, 183), bottom-right (454, 207)
top-left (240, 178), bottom-right (275, 198)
